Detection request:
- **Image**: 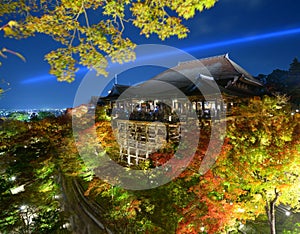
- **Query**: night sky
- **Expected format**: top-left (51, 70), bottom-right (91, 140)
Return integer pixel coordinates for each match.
top-left (1, 0), bottom-right (300, 109)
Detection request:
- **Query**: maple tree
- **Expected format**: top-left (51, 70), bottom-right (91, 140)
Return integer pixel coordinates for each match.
top-left (0, 0), bottom-right (217, 82)
top-left (174, 124), bottom-right (239, 234)
top-left (210, 96), bottom-right (300, 234)
top-left (175, 96), bottom-right (300, 234)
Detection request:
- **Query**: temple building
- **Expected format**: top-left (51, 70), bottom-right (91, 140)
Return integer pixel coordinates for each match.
top-left (99, 54), bottom-right (264, 121)
top-left (98, 54), bottom-right (264, 165)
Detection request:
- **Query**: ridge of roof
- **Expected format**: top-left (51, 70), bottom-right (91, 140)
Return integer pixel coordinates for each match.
top-left (112, 83), bottom-right (131, 88)
top-left (177, 53), bottom-right (229, 66)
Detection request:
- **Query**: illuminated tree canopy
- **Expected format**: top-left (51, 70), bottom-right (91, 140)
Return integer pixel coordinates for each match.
top-left (1, 96), bottom-right (300, 233)
top-left (212, 96), bottom-right (300, 234)
top-left (0, 0), bottom-right (217, 82)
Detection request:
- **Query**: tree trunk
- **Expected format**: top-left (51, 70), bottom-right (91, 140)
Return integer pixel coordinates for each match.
top-left (269, 200), bottom-right (276, 234)
top-left (265, 189), bottom-right (280, 234)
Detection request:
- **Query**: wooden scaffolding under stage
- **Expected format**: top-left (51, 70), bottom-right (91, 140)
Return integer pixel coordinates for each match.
top-left (115, 120), bottom-right (181, 165)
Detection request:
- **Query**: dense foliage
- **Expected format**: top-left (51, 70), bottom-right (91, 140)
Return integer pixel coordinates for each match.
top-left (0, 0), bottom-right (217, 82)
top-left (211, 96), bottom-right (300, 234)
top-left (0, 96), bottom-right (299, 233)
top-left (0, 115), bottom-right (72, 233)
top-left (67, 97), bottom-right (300, 233)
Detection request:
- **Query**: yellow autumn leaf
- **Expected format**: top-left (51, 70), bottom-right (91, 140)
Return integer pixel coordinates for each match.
top-left (7, 20), bottom-right (19, 27)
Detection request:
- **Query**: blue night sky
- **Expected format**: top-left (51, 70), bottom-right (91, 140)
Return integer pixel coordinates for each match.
top-left (1, 0), bottom-right (300, 109)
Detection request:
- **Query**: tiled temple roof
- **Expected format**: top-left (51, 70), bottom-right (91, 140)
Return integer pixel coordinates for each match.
top-left (101, 54), bottom-right (264, 100)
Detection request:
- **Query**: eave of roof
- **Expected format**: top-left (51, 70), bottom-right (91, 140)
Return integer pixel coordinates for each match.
top-left (152, 54), bottom-right (262, 84)
top-left (106, 84), bottom-right (130, 97)
top-left (100, 54), bottom-right (264, 100)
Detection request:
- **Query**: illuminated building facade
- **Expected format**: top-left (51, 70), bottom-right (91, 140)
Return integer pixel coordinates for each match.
top-left (100, 54), bottom-right (264, 121)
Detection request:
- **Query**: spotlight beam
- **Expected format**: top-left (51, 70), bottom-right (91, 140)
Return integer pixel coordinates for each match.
top-left (21, 27), bottom-right (300, 84)
top-left (21, 74), bottom-right (54, 84)
top-left (184, 27), bottom-right (300, 53)
top-left (21, 67), bottom-right (88, 84)
top-left (109, 27), bottom-right (300, 67)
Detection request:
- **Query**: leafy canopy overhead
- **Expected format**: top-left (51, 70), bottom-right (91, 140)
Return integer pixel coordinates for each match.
top-left (0, 0), bottom-right (217, 82)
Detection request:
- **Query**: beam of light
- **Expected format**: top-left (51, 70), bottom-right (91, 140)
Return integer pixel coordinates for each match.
top-left (21, 27), bottom-right (300, 84)
top-left (21, 74), bottom-right (55, 84)
top-left (21, 67), bottom-right (88, 84)
top-left (184, 27), bottom-right (300, 53)
top-left (110, 27), bottom-right (300, 66)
